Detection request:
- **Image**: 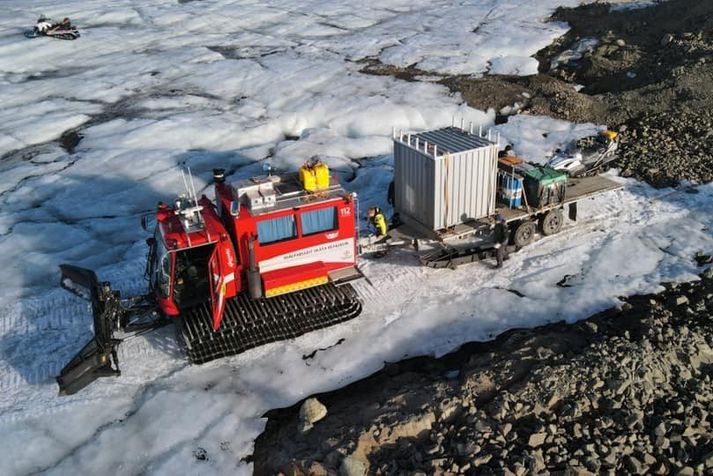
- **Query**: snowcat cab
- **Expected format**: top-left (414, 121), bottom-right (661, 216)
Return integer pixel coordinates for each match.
top-left (144, 194), bottom-right (240, 330)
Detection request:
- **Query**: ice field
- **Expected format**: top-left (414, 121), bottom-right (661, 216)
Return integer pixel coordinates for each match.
top-left (0, 0), bottom-right (709, 474)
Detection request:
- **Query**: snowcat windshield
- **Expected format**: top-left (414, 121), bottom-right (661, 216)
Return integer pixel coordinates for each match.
top-left (152, 233), bottom-right (172, 297)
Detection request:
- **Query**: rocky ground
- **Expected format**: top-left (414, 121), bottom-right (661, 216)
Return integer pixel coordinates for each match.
top-left (542, 0), bottom-right (713, 187)
top-left (255, 264), bottom-right (713, 475)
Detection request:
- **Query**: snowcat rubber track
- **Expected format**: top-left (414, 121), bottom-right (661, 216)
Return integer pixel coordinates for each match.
top-left (180, 283), bottom-right (362, 364)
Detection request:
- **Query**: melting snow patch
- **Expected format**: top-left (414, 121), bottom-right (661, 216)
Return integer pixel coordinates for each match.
top-left (550, 37), bottom-right (600, 70)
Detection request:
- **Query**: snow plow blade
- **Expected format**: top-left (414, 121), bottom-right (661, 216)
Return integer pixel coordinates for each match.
top-left (56, 265), bottom-right (123, 396)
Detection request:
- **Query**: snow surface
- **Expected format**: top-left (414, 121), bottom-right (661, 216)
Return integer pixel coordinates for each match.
top-left (609, 0), bottom-right (662, 11)
top-left (0, 0), bottom-right (704, 475)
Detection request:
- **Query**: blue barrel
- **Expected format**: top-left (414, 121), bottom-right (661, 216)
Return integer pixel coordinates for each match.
top-left (497, 171), bottom-right (523, 208)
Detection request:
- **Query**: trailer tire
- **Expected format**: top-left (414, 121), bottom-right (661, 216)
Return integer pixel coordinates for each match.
top-left (511, 220), bottom-right (536, 248)
top-left (540, 209), bottom-right (564, 236)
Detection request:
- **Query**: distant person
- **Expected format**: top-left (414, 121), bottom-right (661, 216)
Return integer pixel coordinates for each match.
top-left (498, 144), bottom-right (515, 158)
top-left (35, 15), bottom-right (54, 33)
top-left (493, 214), bottom-right (510, 269)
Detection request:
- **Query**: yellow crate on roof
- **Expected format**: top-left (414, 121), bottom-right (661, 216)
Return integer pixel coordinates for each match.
top-left (299, 160), bottom-right (330, 192)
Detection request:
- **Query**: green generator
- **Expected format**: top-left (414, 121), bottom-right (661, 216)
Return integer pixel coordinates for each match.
top-left (522, 166), bottom-right (567, 208)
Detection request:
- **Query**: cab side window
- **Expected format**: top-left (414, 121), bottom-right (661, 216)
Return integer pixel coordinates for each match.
top-left (257, 215), bottom-right (297, 244)
top-left (301, 207), bottom-right (337, 236)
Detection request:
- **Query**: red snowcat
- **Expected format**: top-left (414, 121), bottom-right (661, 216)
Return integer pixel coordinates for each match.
top-left (58, 165), bottom-right (363, 395)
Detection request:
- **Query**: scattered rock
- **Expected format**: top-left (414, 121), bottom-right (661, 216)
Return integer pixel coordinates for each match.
top-left (528, 432), bottom-right (547, 448)
top-left (340, 456), bottom-right (367, 476)
top-left (305, 462), bottom-right (329, 476)
top-left (702, 451), bottom-right (713, 468)
top-left (278, 462), bottom-right (307, 476)
top-left (624, 455), bottom-right (645, 474)
top-left (193, 447), bottom-right (208, 461)
top-left (59, 129), bottom-right (83, 154)
top-left (299, 398), bottom-right (328, 433)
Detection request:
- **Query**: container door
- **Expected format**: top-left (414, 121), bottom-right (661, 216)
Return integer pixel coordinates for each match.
top-left (208, 245), bottom-right (227, 331)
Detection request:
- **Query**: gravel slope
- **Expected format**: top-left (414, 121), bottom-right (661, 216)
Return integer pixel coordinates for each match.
top-left (255, 265), bottom-right (713, 475)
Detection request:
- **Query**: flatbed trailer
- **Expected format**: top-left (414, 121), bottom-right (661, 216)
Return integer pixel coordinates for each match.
top-left (371, 174), bottom-right (624, 269)
top-left (498, 175), bottom-right (622, 223)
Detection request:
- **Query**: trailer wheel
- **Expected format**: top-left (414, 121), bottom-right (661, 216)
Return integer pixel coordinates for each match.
top-left (540, 209), bottom-right (564, 236)
top-left (511, 220), bottom-right (536, 247)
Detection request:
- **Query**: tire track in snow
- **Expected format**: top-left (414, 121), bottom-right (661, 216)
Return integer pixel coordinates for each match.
top-left (0, 329), bottom-right (179, 393)
top-left (26, 364), bottom-right (188, 474)
top-left (0, 334), bottom-right (187, 424)
top-left (0, 263), bottom-right (171, 393)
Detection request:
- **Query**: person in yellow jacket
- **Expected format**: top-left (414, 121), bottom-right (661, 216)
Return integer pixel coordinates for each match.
top-left (367, 207), bottom-right (388, 237)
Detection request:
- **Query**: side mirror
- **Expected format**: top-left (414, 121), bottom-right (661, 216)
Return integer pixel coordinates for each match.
top-left (230, 200), bottom-right (239, 217)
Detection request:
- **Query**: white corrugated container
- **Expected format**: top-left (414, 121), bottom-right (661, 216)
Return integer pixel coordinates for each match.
top-left (393, 126), bottom-right (498, 230)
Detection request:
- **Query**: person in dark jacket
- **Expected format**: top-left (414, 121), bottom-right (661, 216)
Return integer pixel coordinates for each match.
top-left (498, 145), bottom-right (515, 158)
top-left (493, 214), bottom-right (509, 269)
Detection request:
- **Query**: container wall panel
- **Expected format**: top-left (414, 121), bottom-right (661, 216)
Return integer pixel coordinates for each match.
top-left (394, 142), bottom-right (436, 229)
top-left (394, 139), bottom-right (498, 230)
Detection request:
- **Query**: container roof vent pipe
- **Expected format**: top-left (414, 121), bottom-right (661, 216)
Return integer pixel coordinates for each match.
top-left (434, 144), bottom-right (438, 158)
top-left (469, 122), bottom-right (473, 134)
top-left (460, 117), bottom-right (465, 130)
top-left (452, 116), bottom-right (455, 127)
top-left (399, 129), bottom-right (403, 141)
top-left (496, 132), bottom-right (501, 146)
top-left (392, 126), bottom-right (396, 139)
top-left (479, 124), bottom-right (483, 137)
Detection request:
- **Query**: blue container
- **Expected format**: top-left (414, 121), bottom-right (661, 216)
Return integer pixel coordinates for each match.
top-left (497, 171), bottom-right (523, 208)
